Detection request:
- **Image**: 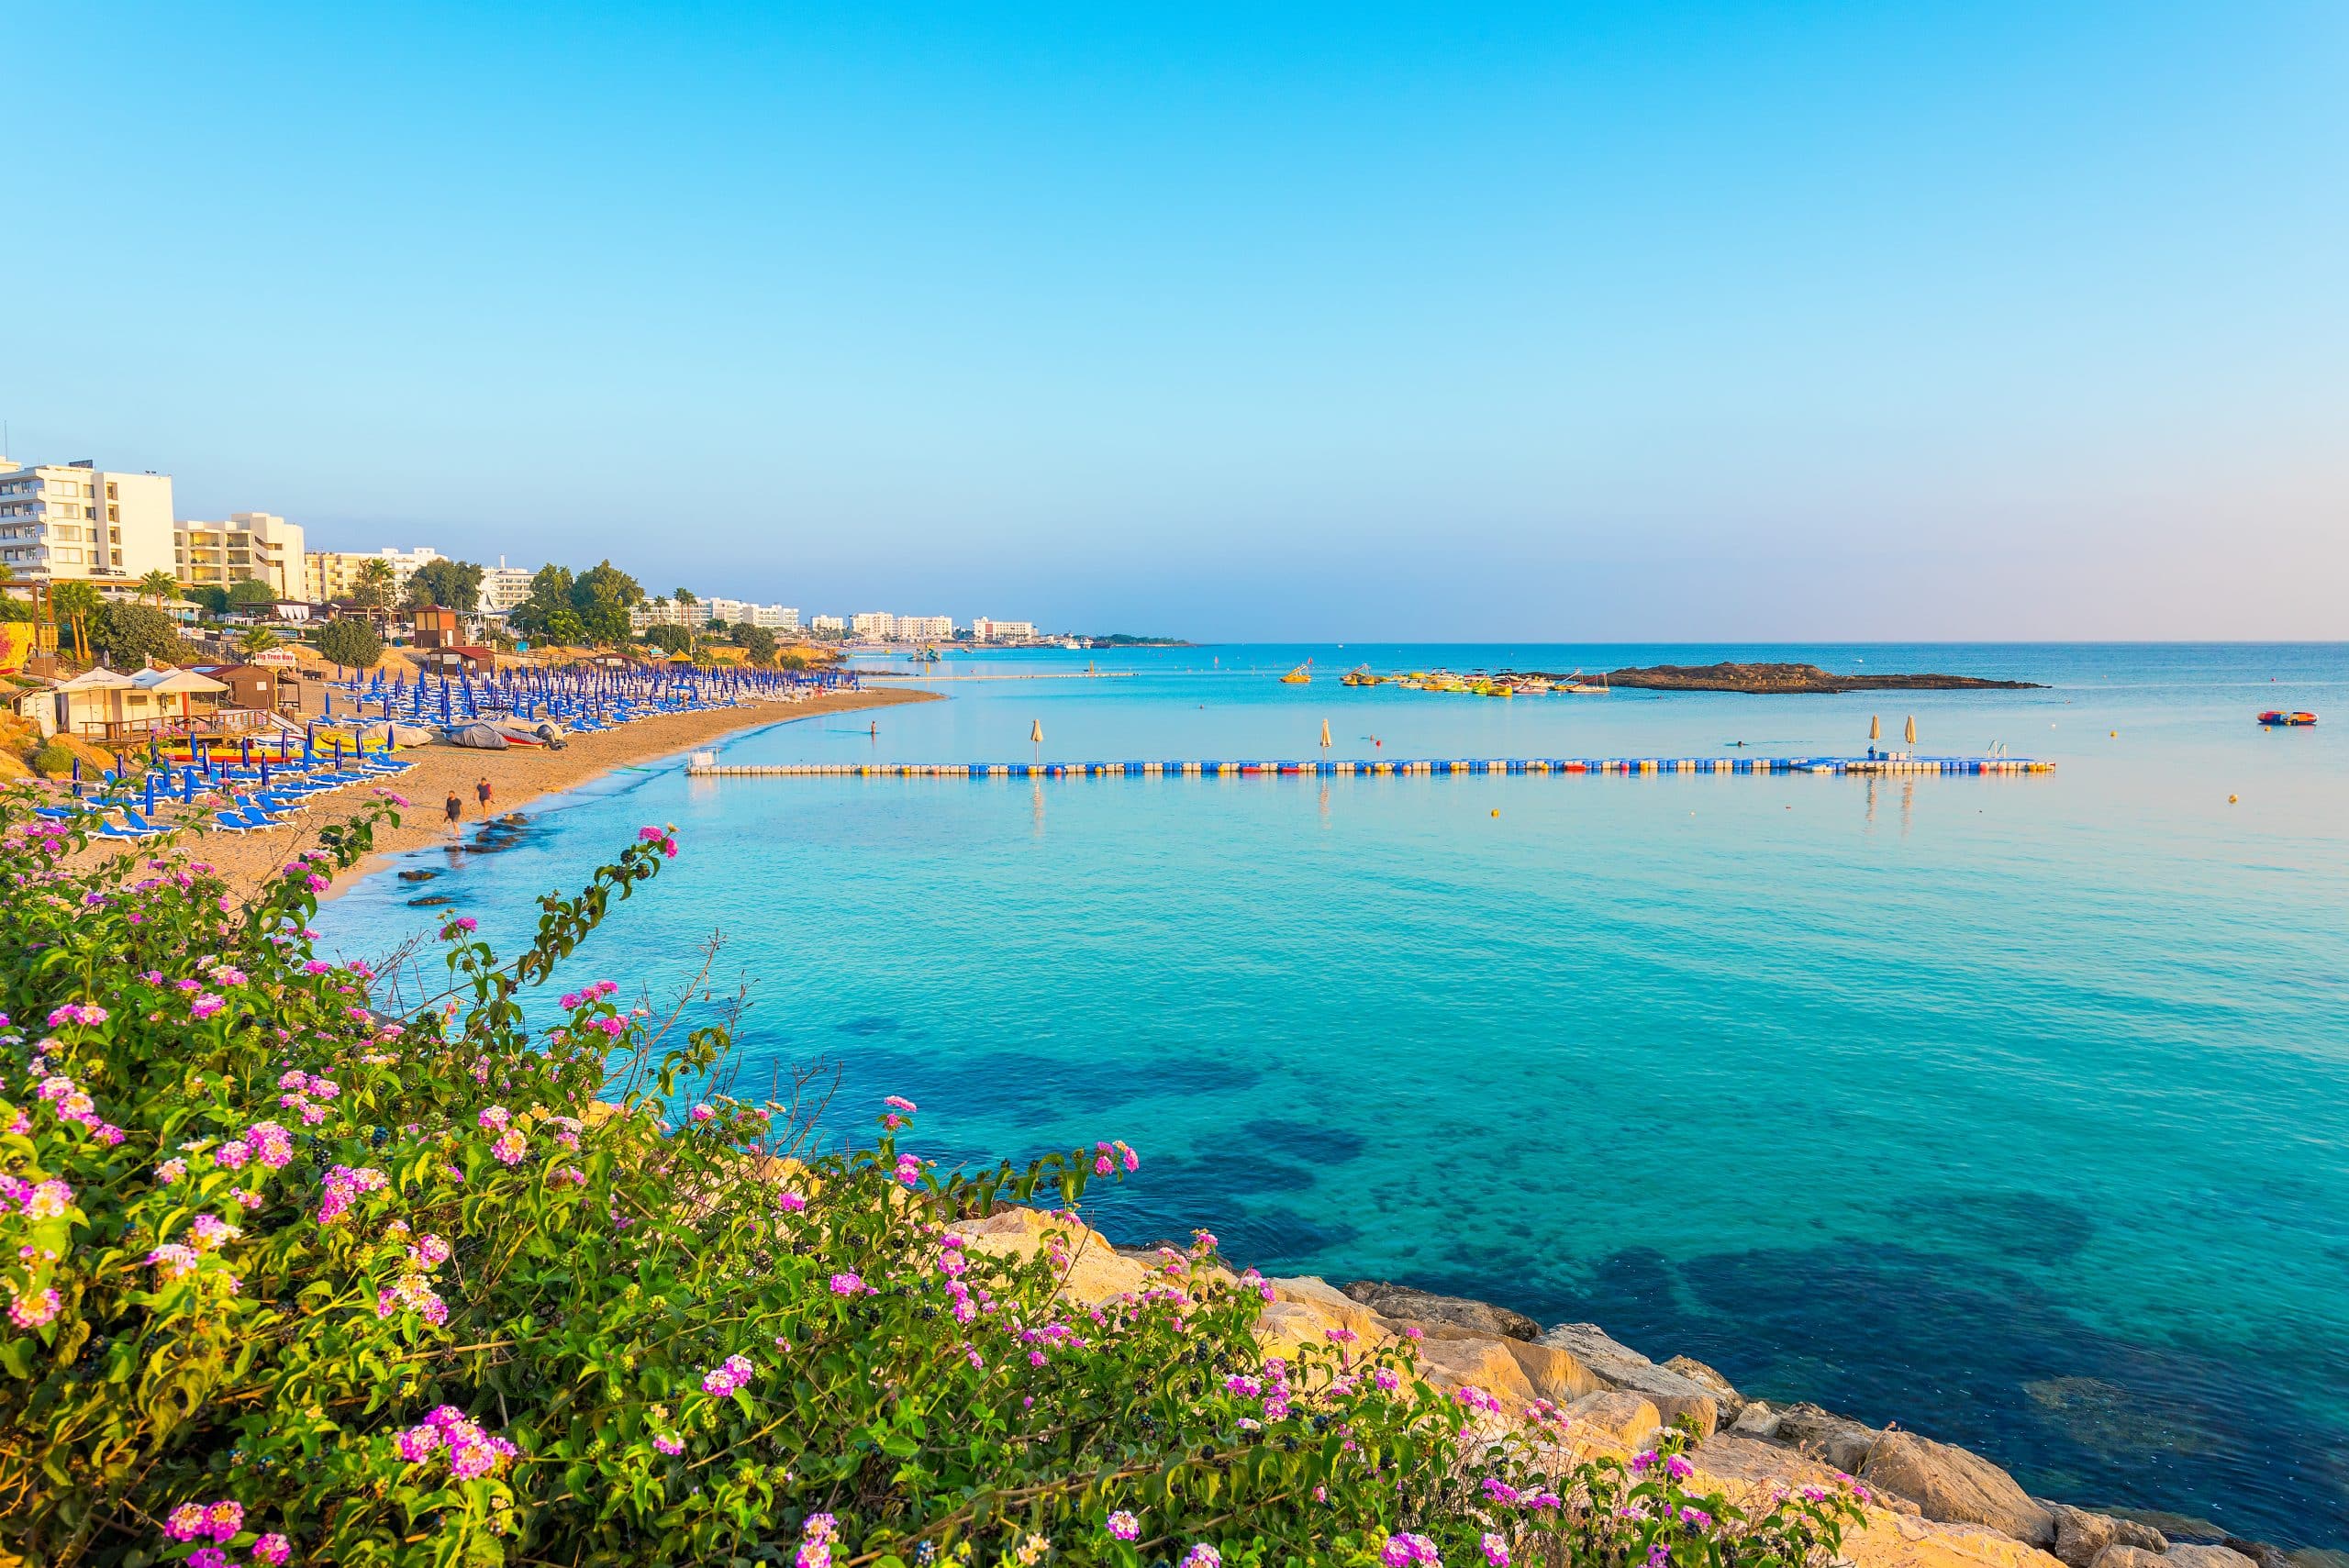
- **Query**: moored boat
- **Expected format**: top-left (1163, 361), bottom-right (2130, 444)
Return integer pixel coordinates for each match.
top-left (2258, 710), bottom-right (2318, 726)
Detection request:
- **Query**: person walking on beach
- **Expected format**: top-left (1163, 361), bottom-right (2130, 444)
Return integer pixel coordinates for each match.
top-left (444, 790), bottom-right (463, 837)
top-left (475, 776), bottom-right (493, 814)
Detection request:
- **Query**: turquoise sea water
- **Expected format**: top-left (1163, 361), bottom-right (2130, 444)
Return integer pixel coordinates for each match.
top-left (317, 643), bottom-right (2349, 1546)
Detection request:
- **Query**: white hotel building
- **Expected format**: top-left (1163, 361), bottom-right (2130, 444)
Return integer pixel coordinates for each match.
top-left (971, 617), bottom-right (1038, 643)
top-left (0, 458), bottom-right (176, 584)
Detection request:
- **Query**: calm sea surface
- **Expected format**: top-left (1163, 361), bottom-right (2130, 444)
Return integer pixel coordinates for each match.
top-left (317, 643), bottom-right (2349, 1546)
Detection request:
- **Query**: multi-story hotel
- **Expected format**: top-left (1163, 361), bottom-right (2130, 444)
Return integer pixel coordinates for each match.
top-left (851, 612), bottom-right (955, 641)
top-left (305, 545), bottom-right (445, 603)
top-left (809, 615), bottom-right (847, 636)
top-left (480, 559), bottom-right (538, 617)
top-left (707, 599), bottom-right (799, 629)
top-left (0, 458), bottom-right (175, 584)
top-left (971, 617), bottom-right (1038, 642)
top-left (174, 512), bottom-right (307, 598)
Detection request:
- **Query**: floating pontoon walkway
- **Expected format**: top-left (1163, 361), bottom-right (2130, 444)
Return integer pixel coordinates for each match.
top-left (686, 754), bottom-right (2051, 779)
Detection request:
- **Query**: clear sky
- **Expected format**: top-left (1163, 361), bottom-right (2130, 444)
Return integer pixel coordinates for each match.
top-left (6, 2), bottom-right (2343, 639)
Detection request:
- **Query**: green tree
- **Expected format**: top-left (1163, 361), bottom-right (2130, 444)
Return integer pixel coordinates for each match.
top-left (405, 558), bottom-right (484, 613)
top-left (506, 564), bottom-right (575, 642)
top-left (572, 560), bottom-right (644, 644)
top-left (137, 568), bottom-right (180, 606)
top-left (640, 623), bottom-right (693, 655)
top-left (316, 616), bottom-right (384, 669)
top-left (90, 602), bottom-right (186, 667)
top-left (734, 623), bottom-right (778, 663)
top-left (236, 626), bottom-right (284, 659)
top-left (226, 578), bottom-right (279, 612)
top-left (181, 584), bottom-right (229, 617)
top-left (351, 558), bottom-right (397, 607)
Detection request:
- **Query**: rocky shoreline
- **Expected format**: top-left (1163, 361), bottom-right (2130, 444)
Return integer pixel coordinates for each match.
top-left (1590, 662), bottom-right (2043, 694)
top-left (956, 1207), bottom-right (2318, 1568)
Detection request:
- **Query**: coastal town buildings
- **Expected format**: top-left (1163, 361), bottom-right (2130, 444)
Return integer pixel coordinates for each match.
top-left (970, 617), bottom-right (1038, 643)
top-left (809, 615), bottom-right (847, 636)
top-left (174, 512), bottom-right (307, 597)
top-left (303, 546), bottom-right (444, 602)
top-left (707, 599), bottom-right (798, 629)
top-left (850, 612), bottom-right (954, 641)
top-left (479, 559), bottom-right (537, 617)
top-left (0, 458), bottom-right (175, 584)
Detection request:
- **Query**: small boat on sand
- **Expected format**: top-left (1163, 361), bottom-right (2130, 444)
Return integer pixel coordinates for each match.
top-left (2258, 710), bottom-right (2318, 726)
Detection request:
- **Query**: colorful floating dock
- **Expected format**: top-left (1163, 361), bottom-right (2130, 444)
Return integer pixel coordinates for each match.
top-left (686, 753), bottom-right (2052, 779)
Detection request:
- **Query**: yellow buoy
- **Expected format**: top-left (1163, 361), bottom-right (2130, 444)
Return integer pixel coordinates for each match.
top-left (2228, 794), bottom-right (2239, 804)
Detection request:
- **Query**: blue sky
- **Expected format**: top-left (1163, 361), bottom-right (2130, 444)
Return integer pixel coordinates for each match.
top-left (6, 2), bottom-right (2343, 639)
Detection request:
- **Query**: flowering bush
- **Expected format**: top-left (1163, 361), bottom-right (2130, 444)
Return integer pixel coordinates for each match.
top-left (0, 787), bottom-right (1862, 1567)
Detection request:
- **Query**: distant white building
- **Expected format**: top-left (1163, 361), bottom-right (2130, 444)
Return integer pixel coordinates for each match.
top-left (809, 614), bottom-right (847, 637)
top-left (707, 598), bottom-right (800, 630)
top-left (479, 558), bottom-right (539, 617)
top-left (971, 617), bottom-right (1038, 643)
top-left (0, 457), bottom-right (175, 584)
top-left (852, 612), bottom-right (952, 641)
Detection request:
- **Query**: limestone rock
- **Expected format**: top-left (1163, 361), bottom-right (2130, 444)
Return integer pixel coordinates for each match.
top-left (1498, 1337), bottom-right (1603, 1406)
top-left (2165, 1547), bottom-right (2259, 1568)
top-left (2221, 1541), bottom-right (2289, 1568)
top-left (1266, 1276), bottom-right (1388, 1341)
top-left (1856, 1512), bottom-right (2071, 1568)
top-left (1664, 1354), bottom-right (1748, 1422)
top-left (2050, 1504), bottom-right (2117, 1568)
top-left (1774, 1403), bottom-right (1882, 1472)
top-left (1731, 1400), bottom-right (1784, 1440)
top-left (1340, 1280), bottom-right (1541, 1340)
top-left (1536, 1322), bottom-right (1721, 1438)
top-left (1862, 1430), bottom-right (2055, 1547)
top-left (2090, 1547), bottom-right (2169, 1568)
top-left (947, 1208), bottom-right (1156, 1309)
top-left (1412, 1331), bottom-right (1539, 1407)
top-left (2110, 1522), bottom-right (2168, 1554)
top-left (1564, 1389), bottom-right (1665, 1451)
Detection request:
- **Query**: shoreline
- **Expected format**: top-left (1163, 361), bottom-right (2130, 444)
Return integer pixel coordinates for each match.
top-left (177, 686), bottom-right (941, 899)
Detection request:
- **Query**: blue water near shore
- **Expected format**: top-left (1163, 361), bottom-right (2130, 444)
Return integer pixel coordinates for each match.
top-left (317, 642), bottom-right (2349, 1546)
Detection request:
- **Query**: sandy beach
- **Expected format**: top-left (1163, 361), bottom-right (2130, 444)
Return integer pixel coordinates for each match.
top-left (122, 684), bottom-right (939, 898)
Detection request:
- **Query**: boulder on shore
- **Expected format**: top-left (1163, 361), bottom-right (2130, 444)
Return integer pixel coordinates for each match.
top-left (1536, 1322), bottom-right (1722, 1438)
top-left (1341, 1280), bottom-right (1541, 1341)
top-left (2049, 1504), bottom-right (2171, 1568)
top-left (1664, 1354), bottom-right (1748, 1423)
top-left (2165, 1547), bottom-right (2261, 1568)
top-left (1774, 1403), bottom-right (1881, 1473)
top-left (2092, 1548), bottom-right (2171, 1568)
top-left (1862, 1429), bottom-right (2056, 1547)
top-left (1565, 1390), bottom-right (1665, 1451)
top-left (1731, 1400), bottom-right (1783, 1440)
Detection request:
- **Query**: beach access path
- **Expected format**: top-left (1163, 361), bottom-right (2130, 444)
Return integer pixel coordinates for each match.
top-left (162, 684), bottom-right (941, 898)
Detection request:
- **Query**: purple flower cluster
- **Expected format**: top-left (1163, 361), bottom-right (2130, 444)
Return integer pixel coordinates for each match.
top-left (699, 1353), bottom-right (755, 1396)
top-left (315, 1164), bottom-right (386, 1225)
top-left (1381, 1532), bottom-right (1442, 1567)
top-left (392, 1406), bottom-right (518, 1480)
top-left (33, 1073), bottom-right (126, 1145)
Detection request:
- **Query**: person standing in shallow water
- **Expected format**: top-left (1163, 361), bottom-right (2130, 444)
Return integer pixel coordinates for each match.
top-left (444, 791), bottom-right (463, 837)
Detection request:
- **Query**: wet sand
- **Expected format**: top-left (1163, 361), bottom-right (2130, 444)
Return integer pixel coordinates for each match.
top-left (144, 686), bottom-right (939, 899)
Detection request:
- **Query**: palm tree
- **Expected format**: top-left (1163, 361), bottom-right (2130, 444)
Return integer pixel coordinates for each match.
top-left (137, 569), bottom-right (179, 607)
top-left (236, 627), bottom-right (283, 659)
top-left (353, 559), bottom-right (397, 608)
top-left (49, 580), bottom-right (100, 663)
